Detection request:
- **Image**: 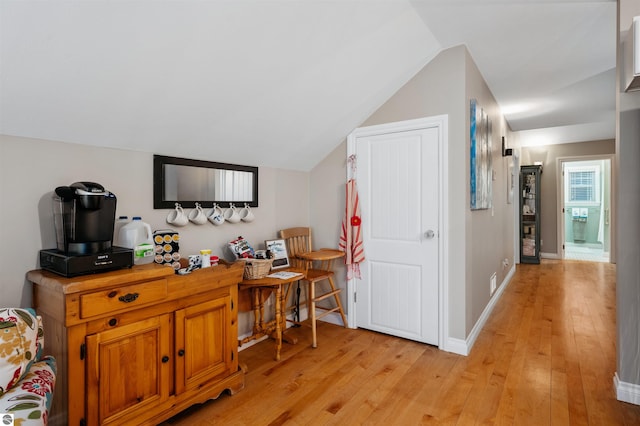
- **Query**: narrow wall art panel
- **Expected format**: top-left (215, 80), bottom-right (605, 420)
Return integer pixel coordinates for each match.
top-left (470, 99), bottom-right (493, 210)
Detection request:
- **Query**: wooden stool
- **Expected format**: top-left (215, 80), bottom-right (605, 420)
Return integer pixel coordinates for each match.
top-left (279, 227), bottom-right (347, 348)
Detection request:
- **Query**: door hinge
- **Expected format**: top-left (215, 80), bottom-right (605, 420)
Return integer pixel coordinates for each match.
top-left (80, 343), bottom-right (86, 360)
top-left (354, 292), bottom-right (357, 303)
top-left (231, 299), bottom-right (234, 310)
top-left (231, 351), bottom-right (234, 361)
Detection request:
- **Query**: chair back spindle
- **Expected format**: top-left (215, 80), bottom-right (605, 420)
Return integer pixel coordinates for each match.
top-left (280, 227), bottom-right (313, 271)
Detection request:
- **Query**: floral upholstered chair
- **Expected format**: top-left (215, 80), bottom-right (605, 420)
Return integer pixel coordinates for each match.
top-left (0, 308), bottom-right (56, 425)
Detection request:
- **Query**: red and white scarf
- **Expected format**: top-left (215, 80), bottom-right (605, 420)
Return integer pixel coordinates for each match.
top-left (339, 179), bottom-right (365, 280)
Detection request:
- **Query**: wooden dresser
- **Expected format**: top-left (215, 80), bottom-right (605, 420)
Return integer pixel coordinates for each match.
top-left (28, 261), bottom-right (245, 426)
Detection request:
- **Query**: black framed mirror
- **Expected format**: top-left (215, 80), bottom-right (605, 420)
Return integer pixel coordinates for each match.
top-left (153, 155), bottom-right (258, 209)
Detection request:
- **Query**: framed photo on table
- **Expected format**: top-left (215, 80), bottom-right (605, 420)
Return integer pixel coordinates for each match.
top-left (265, 239), bottom-right (290, 269)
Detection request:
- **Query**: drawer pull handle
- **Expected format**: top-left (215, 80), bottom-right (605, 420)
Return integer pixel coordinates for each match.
top-left (162, 355), bottom-right (170, 363)
top-left (118, 293), bottom-right (139, 303)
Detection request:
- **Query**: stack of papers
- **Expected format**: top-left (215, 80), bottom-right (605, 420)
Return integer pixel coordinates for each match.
top-left (267, 271), bottom-right (303, 280)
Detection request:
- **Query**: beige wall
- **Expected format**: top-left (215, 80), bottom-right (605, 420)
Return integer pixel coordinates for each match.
top-left (464, 48), bottom-right (516, 336)
top-left (309, 140), bottom-right (348, 283)
top-left (616, 0), bottom-right (640, 395)
top-left (0, 135), bottom-right (310, 338)
top-left (521, 140), bottom-right (615, 257)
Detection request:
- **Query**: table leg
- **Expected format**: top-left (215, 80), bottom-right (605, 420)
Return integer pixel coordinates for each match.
top-left (281, 283), bottom-right (298, 345)
top-left (252, 288), bottom-right (261, 334)
top-left (258, 288), bottom-right (267, 332)
top-left (274, 285), bottom-right (282, 361)
top-left (280, 284), bottom-right (287, 336)
top-left (240, 287), bottom-right (267, 347)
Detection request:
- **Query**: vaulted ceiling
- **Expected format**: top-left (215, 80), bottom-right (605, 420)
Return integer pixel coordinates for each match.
top-left (0, 0), bottom-right (617, 171)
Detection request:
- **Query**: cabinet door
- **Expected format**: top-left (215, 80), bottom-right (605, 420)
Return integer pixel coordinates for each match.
top-left (86, 315), bottom-right (172, 425)
top-left (175, 296), bottom-right (236, 394)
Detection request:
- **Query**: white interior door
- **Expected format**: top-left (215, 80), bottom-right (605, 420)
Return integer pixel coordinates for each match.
top-left (352, 119), bottom-right (441, 345)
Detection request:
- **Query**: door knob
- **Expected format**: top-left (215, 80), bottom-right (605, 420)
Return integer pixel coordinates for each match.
top-left (424, 230), bottom-right (435, 239)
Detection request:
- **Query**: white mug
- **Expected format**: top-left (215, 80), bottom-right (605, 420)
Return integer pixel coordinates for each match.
top-left (167, 203), bottom-right (188, 227)
top-left (224, 203), bottom-right (241, 223)
top-left (239, 203), bottom-right (255, 222)
top-left (188, 202), bottom-right (208, 225)
top-left (207, 203), bottom-right (225, 226)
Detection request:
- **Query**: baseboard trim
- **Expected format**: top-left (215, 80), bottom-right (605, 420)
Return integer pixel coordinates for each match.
top-left (238, 333), bottom-right (269, 351)
top-left (238, 306), bottom-right (309, 351)
top-left (541, 252), bottom-right (560, 259)
top-left (238, 306), bottom-right (346, 352)
top-left (444, 338), bottom-right (468, 356)
top-left (444, 264), bottom-right (516, 356)
top-left (317, 311), bottom-right (346, 326)
top-left (614, 373), bottom-right (640, 405)
top-left (292, 303), bottom-right (345, 327)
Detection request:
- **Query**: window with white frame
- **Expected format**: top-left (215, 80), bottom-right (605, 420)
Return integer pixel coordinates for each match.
top-left (565, 165), bottom-right (600, 204)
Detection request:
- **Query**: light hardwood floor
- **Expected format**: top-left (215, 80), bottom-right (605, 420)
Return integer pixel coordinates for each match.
top-left (163, 260), bottom-right (640, 425)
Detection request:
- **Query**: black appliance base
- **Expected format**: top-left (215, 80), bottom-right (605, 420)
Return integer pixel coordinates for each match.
top-left (39, 246), bottom-right (134, 277)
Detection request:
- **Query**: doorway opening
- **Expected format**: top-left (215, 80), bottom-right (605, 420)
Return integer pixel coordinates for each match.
top-left (560, 157), bottom-right (612, 262)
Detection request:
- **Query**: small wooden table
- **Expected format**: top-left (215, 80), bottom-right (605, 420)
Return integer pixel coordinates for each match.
top-left (238, 268), bottom-right (305, 360)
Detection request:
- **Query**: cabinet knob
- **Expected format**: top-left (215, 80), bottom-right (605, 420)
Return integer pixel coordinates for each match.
top-left (178, 349), bottom-right (185, 357)
top-left (161, 355), bottom-right (170, 363)
top-left (108, 318), bottom-right (117, 327)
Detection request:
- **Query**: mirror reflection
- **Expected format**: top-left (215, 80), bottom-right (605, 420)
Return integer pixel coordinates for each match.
top-left (154, 155), bottom-right (258, 209)
top-left (163, 164), bottom-right (254, 202)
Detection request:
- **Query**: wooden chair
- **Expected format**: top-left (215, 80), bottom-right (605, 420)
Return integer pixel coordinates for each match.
top-left (279, 227), bottom-right (347, 348)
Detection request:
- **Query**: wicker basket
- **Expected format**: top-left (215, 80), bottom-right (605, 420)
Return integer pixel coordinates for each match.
top-left (239, 258), bottom-right (274, 280)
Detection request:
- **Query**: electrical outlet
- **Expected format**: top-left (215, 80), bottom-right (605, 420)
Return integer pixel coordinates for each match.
top-left (490, 273), bottom-right (497, 296)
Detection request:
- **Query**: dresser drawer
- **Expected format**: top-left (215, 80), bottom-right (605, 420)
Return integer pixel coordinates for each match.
top-left (80, 279), bottom-right (168, 318)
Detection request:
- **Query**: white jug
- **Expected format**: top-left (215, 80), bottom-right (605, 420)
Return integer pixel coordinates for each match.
top-left (113, 216), bottom-right (129, 247)
top-left (118, 217), bottom-right (154, 265)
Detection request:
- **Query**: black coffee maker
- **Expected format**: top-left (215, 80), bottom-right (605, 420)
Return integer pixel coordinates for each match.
top-left (40, 181), bottom-right (133, 277)
top-left (53, 181), bottom-right (117, 254)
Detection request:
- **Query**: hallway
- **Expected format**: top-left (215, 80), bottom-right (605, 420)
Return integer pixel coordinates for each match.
top-left (163, 260), bottom-right (640, 425)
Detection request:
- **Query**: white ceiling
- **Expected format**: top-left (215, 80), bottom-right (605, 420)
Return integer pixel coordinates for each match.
top-left (0, 0), bottom-right (617, 170)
